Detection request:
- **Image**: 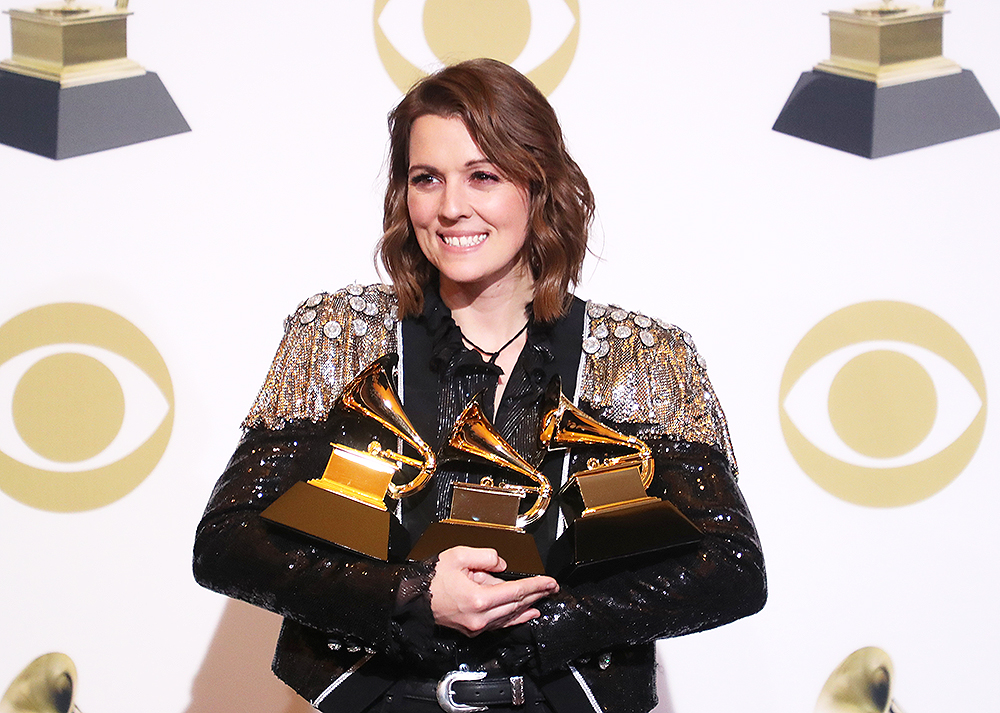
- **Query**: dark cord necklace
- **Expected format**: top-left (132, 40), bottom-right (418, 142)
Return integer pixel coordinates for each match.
top-left (461, 321), bottom-right (530, 364)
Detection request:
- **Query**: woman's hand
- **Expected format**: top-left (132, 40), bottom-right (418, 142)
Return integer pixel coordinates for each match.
top-left (429, 546), bottom-right (559, 638)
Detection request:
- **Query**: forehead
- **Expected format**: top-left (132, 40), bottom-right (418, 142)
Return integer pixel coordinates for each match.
top-left (408, 115), bottom-right (486, 166)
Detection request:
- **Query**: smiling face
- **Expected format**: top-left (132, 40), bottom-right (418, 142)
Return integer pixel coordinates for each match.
top-left (406, 114), bottom-right (532, 298)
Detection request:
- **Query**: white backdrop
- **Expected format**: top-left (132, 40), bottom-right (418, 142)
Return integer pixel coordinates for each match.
top-left (1, 2), bottom-right (997, 712)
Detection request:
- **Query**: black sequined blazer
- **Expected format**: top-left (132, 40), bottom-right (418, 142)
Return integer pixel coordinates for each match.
top-left (193, 284), bottom-right (766, 713)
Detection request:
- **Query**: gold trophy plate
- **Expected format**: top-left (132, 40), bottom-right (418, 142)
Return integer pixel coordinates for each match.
top-left (409, 479), bottom-right (546, 576)
top-left (261, 444), bottom-right (405, 561)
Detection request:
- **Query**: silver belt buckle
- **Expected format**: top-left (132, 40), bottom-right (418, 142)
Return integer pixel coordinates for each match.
top-left (436, 665), bottom-right (487, 713)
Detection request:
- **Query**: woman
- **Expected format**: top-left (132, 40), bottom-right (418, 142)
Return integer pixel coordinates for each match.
top-left (194, 58), bottom-right (765, 713)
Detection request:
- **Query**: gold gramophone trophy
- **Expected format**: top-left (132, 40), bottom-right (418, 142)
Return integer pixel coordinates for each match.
top-left (0, 0), bottom-right (189, 158)
top-left (540, 378), bottom-right (701, 578)
top-left (773, 0), bottom-right (998, 157)
top-left (815, 647), bottom-right (905, 713)
top-left (262, 354), bottom-right (436, 561)
top-left (408, 395), bottom-right (552, 576)
top-left (0, 652), bottom-right (81, 713)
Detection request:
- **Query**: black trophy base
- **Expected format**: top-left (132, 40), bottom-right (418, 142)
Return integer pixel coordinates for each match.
top-left (773, 69), bottom-right (1000, 158)
top-left (261, 481), bottom-right (409, 561)
top-left (0, 69), bottom-right (190, 159)
top-left (546, 499), bottom-right (702, 581)
top-left (409, 521), bottom-right (545, 577)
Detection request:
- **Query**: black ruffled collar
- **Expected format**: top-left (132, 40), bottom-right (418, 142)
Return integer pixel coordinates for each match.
top-left (416, 283), bottom-right (555, 385)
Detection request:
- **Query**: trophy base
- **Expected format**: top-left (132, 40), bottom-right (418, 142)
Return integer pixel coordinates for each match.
top-left (0, 69), bottom-right (190, 159)
top-left (408, 521), bottom-right (545, 577)
top-left (546, 499), bottom-right (702, 581)
top-left (772, 69), bottom-right (999, 158)
top-left (261, 481), bottom-right (409, 561)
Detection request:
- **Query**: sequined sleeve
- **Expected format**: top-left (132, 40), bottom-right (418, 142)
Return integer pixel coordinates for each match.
top-left (524, 302), bottom-right (764, 677)
top-left (243, 284), bottom-right (399, 430)
top-left (193, 421), bottom-right (414, 648)
top-left (578, 302), bottom-right (737, 476)
top-left (528, 439), bottom-right (766, 676)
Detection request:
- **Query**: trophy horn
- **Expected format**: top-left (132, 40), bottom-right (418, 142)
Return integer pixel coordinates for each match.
top-left (337, 354), bottom-right (436, 499)
top-left (815, 647), bottom-right (906, 713)
top-left (442, 394), bottom-right (552, 529)
top-left (540, 376), bottom-right (654, 488)
top-left (1, 653), bottom-right (81, 713)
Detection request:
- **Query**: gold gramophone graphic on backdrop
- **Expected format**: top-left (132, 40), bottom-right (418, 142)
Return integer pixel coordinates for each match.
top-left (815, 646), bottom-right (906, 713)
top-left (408, 394), bottom-right (552, 576)
top-left (541, 377), bottom-right (701, 578)
top-left (0, 652), bottom-right (81, 713)
top-left (262, 354), bottom-right (436, 561)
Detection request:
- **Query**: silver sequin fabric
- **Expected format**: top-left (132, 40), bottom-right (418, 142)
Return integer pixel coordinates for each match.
top-left (244, 284), bottom-right (399, 430)
top-left (244, 286), bottom-right (736, 476)
top-left (577, 301), bottom-right (737, 476)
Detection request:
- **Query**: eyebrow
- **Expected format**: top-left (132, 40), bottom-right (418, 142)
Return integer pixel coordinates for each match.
top-left (407, 158), bottom-right (496, 174)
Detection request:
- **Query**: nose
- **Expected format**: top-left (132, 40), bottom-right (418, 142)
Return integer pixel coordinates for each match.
top-left (440, 180), bottom-right (471, 222)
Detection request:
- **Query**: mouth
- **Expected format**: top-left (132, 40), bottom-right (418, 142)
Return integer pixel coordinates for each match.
top-left (439, 232), bottom-right (488, 248)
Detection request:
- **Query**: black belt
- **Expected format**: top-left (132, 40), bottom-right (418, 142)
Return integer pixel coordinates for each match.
top-left (400, 667), bottom-right (527, 712)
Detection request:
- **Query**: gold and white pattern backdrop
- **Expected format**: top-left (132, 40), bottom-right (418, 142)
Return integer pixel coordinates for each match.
top-left (1, 1), bottom-right (996, 711)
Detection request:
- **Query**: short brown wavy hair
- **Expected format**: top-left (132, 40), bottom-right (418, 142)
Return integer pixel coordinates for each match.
top-left (376, 58), bottom-right (594, 322)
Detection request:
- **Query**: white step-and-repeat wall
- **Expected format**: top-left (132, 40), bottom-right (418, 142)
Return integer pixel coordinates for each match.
top-left (1, 1), bottom-right (996, 711)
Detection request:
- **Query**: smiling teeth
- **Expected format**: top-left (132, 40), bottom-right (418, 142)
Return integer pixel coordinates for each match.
top-left (441, 233), bottom-right (487, 247)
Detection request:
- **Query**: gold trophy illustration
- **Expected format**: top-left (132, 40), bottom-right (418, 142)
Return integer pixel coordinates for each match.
top-left (815, 646), bottom-right (905, 713)
top-left (0, 0), bottom-right (189, 158)
top-left (540, 377), bottom-right (701, 578)
top-left (408, 394), bottom-right (552, 576)
top-left (1, 652), bottom-right (83, 713)
top-left (773, 0), bottom-right (998, 157)
top-left (262, 354), bottom-right (436, 561)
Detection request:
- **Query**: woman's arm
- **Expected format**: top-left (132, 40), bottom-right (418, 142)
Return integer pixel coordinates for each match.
top-left (192, 422), bottom-right (432, 654)
top-left (526, 438), bottom-right (766, 674)
top-left (193, 421), bottom-right (560, 665)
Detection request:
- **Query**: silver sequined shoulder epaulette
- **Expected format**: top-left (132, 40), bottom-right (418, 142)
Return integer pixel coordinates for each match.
top-left (578, 301), bottom-right (737, 476)
top-left (243, 283), bottom-right (399, 430)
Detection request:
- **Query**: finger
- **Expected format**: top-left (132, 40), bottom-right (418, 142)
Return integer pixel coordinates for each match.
top-left (468, 570), bottom-right (505, 586)
top-left (474, 605), bottom-right (540, 634)
top-left (443, 546), bottom-right (507, 573)
top-left (467, 579), bottom-right (558, 620)
top-left (477, 596), bottom-right (545, 632)
top-left (500, 607), bottom-right (541, 628)
top-left (494, 575), bottom-right (559, 599)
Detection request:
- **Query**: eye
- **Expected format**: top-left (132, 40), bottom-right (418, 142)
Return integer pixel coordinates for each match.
top-left (0, 345), bottom-right (170, 472)
top-left (471, 170), bottom-right (501, 184)
top-left (779, 301), bottom-right (986, 507)
top-left (408, 172), bottom-right (439, 187)
top-left (375, 0), bottom-right (579, 94)
top-left (783, 340), bottom-right (981, 469)
top-left (0, 303), bottom-right (174, 512)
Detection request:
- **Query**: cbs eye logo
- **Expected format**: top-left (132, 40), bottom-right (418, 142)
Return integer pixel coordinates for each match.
top-left (374, 0), bottom-right (580, 95)
top-left (779, 301), bottom-right (986, 507)
top-left (0, 304), bottom-right (174, 512)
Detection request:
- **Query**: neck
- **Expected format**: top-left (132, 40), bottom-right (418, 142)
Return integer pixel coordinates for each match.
top-left (438, 271), bottom-right (535, 353)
